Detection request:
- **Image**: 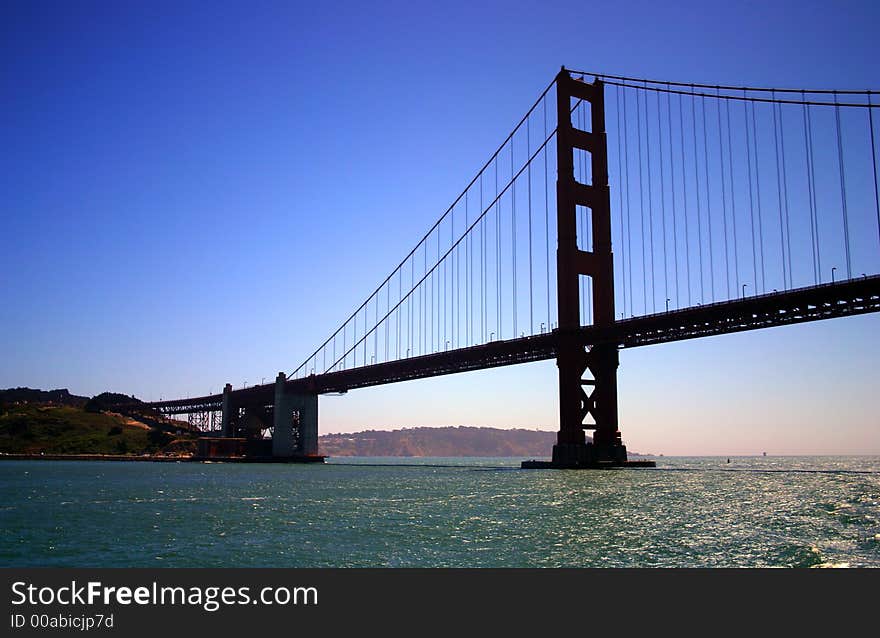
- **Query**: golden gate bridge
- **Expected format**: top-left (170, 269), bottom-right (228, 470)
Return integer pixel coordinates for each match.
top-left (139, 68), bottom-right (880, 468)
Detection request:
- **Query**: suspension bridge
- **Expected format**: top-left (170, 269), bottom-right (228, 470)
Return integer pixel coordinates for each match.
top-left (143, 67), bottom-right (880, 468)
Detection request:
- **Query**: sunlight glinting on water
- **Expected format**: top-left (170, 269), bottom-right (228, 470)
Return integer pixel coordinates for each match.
top-left (1, 457), bottom-right (877, 568)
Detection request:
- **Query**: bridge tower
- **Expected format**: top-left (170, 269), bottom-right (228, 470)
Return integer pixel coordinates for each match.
top-left (552, 68), bottom-right (626, 467)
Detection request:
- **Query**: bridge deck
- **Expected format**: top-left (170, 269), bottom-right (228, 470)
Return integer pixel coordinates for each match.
top-left (149, 275), bottom-right (880, 413)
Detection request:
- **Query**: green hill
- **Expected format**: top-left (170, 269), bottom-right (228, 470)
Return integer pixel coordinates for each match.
top-left (0, 403), bottom-right (196, 456)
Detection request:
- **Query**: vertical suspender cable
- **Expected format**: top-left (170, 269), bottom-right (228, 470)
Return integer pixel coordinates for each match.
top-left (806, 99), bottom-right (820, 282)
top-left (834, 91), bottom-right (852, 279)
top-left (430, 243), bottom-right (435, 352)
top-left (544, 95), bottom-right (552, 328)
top-left (423, 243), bottom-right (427, 354)
top-left (726, 96), bottom-right (739, 294)
top-left (751, 100), bottom-right (766, 293)
top-left (451, 214), bottom-right (456, 350)
top-left (466, 191), bottom-right (470, 345)
top-left (449, 211), bottom-right (453, 349)
top-left (717, 88), bottom-right (731, 298)
top-left (527, 113), bottom-right (534, 334)
top-left (772, 92), bottom-right (788, 289)
top-left (410, 259), bottom-right (414, 355)
top-left (779, 100), bottom-right (793, 286)
top-left (439, 230), bottom-right (443, 349)
top-left (624, 87), bottom-right (634, 315)
top-left (658, 91), bottom-right (668, 308)
top-left (637, 86), bottom-right (647, 314)
top-left (511, 141), bottom-right (517, 336)
top-left (445, 211), bottom-right (449, 347)
top-left (667, 86), bottom-right (679, 308)
top-left (701, 93), bottom-right (714, 301)
top-left (437, 232), bottom-right (440, 351)
top-left (480, 173), bottom-right (486, 343)
top-left (679, 92), bottom-right (691, 306)
top-left (456, 210), bottom-right (460, 348)
top-left (496, 157), bottom-right (501, 338)
top-left (645, 81), bottom-right (656, 312)
top-left (385, 285), bottom-right (389, 361)
top-left (483, 171), bottom-right (488, 341)
top-left (692, 87), bottom-right (705, 304)
top-left (802, 93), bottom-right (819, 284)
top-left (617, 86), bottom-right (627, 317)
top-left (431, 235), bottom-right (435, 352)
top-left (744, 90), bottom-right (758, 291)
top-left (470, 191), bottom-right (474, 343)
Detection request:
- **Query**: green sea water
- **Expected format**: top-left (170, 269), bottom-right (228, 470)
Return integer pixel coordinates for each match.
top-left (1, 456), bottom-right (878, 567)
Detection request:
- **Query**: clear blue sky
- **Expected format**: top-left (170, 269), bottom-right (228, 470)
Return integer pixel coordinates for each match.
top-left (2, 0), bottom-right (878, 454)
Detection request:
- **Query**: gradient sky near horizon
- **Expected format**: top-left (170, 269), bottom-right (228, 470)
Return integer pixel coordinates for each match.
top-left (2, 0), bottom-right (878, 455)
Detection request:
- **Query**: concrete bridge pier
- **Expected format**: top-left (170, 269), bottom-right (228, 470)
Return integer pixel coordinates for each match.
top-left (273, 372), bottom-right (318, 457)
top-left (221, 383), bottom-right (235, 437)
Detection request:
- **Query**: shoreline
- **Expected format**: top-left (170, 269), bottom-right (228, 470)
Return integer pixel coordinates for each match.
top-left (0, 453), bottom-right (327, 464)
top-left (0, 453), bottom-right (191, 462)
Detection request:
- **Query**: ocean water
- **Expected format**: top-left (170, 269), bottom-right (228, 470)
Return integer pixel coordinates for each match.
top-left (0, 456), bottom-right (878, 568)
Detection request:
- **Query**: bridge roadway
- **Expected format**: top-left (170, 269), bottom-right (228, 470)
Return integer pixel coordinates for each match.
top-left (149, 275), bottom-right (880, 414)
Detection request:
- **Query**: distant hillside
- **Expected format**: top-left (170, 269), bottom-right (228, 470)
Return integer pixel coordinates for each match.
top-left (0, 387), bottom-right (88, 407)
top-left (319, 426), bottom-right (568, 457)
